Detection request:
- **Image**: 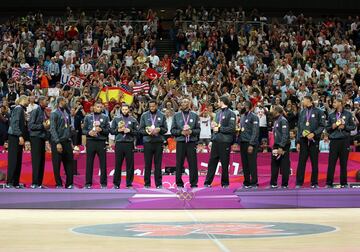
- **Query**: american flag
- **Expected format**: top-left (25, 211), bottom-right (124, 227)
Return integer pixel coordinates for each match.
top-left (118, 83), bottom-right (132, 94)
top-left (132, 82), bottom-right (150, 95)
top-left (21, 68), bottom-right (34, 85)
top-left (33, 65), bottom-right (41, 79)
top-left (12, 67), bottom-right (34, 85)
top-left (161, 67), bottom-right (168, 77)
top-left (11, 67), bottom-right (20, 79)
top-left (24, 76), bottom-right (33, 86)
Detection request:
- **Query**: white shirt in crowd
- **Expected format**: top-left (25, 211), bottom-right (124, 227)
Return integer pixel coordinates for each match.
top-left (61, 64), bottom-right (75, 75)
top-left (27, 103), bottom-right (39, 114)
top-left (333, 43), bottom-right (345, 53)
top-left (199, 116), bottom-right (212, 139)
top-left (279, 64), bottom-right (292, 79)
top-left (125, 55), bottom-right (134, 67)
top-left (122, 24), bottom-right (133, 37)
top-left (101, 49), bottom-right (112, 60)
top-left (302, 40), bottom-right (312, 49)
top-left (64, 49), bottom-right (76, 62)
top-left (80, 63), bottom-right (94, 75)
top-left (51, 40), bottom-right (61, 53)
top-left (20, 62), bottom-right (30, 68)
top-left (254, 106), bottom-right (267, 127)
top-left (149, 55), bottom-right (160, 67)
top-left (109, 35), bottom-right (120, 48)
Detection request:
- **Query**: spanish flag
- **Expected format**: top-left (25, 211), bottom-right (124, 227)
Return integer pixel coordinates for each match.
top-left (98, 85), bottom-right (134, 105)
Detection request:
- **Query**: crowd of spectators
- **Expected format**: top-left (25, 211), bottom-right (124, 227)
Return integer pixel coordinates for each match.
top-left (1, 6), bottom-right (360, 153)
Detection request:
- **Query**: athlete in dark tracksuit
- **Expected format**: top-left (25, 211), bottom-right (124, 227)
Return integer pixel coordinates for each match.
top-left (326, 98), bottom-right (356, 188)
top-left (204, 96), bottom-right (236, 188)
top-left (139, 100), bottom-right (167, 188)
top-left (238, 101), bottom-right (259, 189)
top-left (171, 98), bottom-right (201, 188)
top-left (296, 96), bottom-right (325, 188)
top-left (270, 106), bottom-right (290, 188)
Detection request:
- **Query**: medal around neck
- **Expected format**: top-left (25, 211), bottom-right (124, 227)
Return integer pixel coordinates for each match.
top-left (118, 120), bottom-right (125, 129)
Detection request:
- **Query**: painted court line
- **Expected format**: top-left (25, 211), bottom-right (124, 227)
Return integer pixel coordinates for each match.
top-left (185, 210), bottom-right (231, 252)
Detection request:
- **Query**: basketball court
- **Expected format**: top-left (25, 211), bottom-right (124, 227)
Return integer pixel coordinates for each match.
top-left (1, 208), bottom-right (359, 252)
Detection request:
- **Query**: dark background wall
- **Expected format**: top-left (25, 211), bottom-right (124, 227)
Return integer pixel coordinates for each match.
top-left (1, 0), bottom-right (360, 15)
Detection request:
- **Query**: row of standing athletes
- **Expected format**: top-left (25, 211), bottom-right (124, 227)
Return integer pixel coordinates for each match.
top-left (6, 95), bottom-right (355, 189)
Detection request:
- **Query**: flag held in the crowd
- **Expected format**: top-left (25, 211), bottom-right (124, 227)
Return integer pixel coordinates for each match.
top-left (61, 73), bottom-right (84, 88)
top-left (11, 68), bottom-right (20, 79)
top-left (67, 76), bottom-right (84, 88)
top-left (98, 85), bottom-right (134, 105)
top-left (133, 81), bottom-right (150, 95)
top-left (12, 67), bottom-right (34, 83)
top-left (145, 67), bottom-right (161, 80)
top-left (60, 73), bottom-right (70, 85)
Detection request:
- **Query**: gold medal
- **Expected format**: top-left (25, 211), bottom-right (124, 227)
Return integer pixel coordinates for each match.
top-left (305, 121), bottom-right (310, 126)
top-left (118, 120), bottom-right (125, 128)
top-left (241, 127), bottom-right (245, 132)
top-left (302, 130), bottom-right (310, 137)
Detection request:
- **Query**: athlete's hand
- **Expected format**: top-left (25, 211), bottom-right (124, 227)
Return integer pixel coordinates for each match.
top-left (56, 143), bottom-right (63, 153)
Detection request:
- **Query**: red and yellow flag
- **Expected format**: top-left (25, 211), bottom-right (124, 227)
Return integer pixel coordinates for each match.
top-left (98, 85), bottom-right (134, 105)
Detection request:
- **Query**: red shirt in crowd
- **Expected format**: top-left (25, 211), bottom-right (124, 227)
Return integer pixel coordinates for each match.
top-left (55, 28), bottom-right (65, 41)
top-left (81, 99), bottom-right (94, 113)
top-left (108, 100), bottom-right (118, 112)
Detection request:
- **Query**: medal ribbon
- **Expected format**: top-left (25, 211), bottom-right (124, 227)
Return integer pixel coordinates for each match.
top-left (182, 111), bottom-right (191, 143)
top-left (150, 113), bottom-right (157, 127)
top-left (240, 112), bottom-right (249, 131)
top-left (272, 116), bottom-right (282, 135)
top-left (336, 112), bottom-right (341, 121)
top-left (217, 111), bottom-right (223, 125)
top-left (306, 108), bottom-right (312, 125)
top-left (58, 109), bottom-right (68, 127)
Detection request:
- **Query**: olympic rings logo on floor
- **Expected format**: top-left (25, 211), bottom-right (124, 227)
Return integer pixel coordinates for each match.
top-left (176, 191), bottom-right (195, 201)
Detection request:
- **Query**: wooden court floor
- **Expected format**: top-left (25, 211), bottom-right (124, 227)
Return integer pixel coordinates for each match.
top-left (0, 209), bottom-right (359, 252)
